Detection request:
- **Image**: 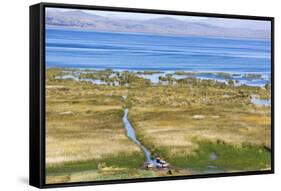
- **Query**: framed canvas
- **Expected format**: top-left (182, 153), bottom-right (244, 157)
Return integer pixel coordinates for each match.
top-left (29, 2), bottom-right (274, 188)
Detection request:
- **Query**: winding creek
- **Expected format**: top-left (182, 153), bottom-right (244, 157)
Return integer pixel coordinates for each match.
top-left (122, 108), bottom-right (159, 167)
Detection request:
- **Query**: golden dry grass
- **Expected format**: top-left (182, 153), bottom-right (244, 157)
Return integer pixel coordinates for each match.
top-left (128, 84), bottom-right (271, 160)
top-left (46, 81), bottom-right (141, 166)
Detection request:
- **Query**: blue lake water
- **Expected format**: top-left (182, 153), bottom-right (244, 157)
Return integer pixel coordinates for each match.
top-left (46, 27), bottom-right (271, 86)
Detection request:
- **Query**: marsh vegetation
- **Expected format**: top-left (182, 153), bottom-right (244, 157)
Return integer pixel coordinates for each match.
top-left (46, 68), bottom-right (271, 184)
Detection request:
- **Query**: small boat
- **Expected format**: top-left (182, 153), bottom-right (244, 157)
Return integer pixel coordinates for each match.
top-left (155, 157), bottom-right (169, 168)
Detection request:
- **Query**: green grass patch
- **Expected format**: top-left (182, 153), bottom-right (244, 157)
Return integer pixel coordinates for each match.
top-left (167, 140), bottom-right (271, 172)
top-left (46, 152), bottom-right (145, 176)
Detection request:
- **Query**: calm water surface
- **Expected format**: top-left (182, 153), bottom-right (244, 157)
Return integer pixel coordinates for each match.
top-left (46, 27), bottom-right (271, 86)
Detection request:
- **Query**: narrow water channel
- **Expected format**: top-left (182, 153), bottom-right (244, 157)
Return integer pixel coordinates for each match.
top-left (122, 108), bottom-right (158, 167)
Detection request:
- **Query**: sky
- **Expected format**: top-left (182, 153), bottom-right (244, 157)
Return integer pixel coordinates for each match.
top-left (48, 8), bottom-right (271, 31)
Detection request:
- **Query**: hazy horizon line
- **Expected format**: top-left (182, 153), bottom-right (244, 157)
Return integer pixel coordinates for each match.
top-left (46, 8), bottom-right (271, 31)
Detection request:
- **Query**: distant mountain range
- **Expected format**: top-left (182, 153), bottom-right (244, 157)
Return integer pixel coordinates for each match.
top-left (46, 10), bottom-right (270, 39)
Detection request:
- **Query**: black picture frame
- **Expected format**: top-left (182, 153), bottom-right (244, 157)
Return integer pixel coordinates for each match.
top-left (30, 2), bottom-right (275, 188)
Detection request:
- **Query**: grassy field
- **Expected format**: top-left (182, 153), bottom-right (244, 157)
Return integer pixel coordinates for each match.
top-left (45, 68), bottom-right (271, 184)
